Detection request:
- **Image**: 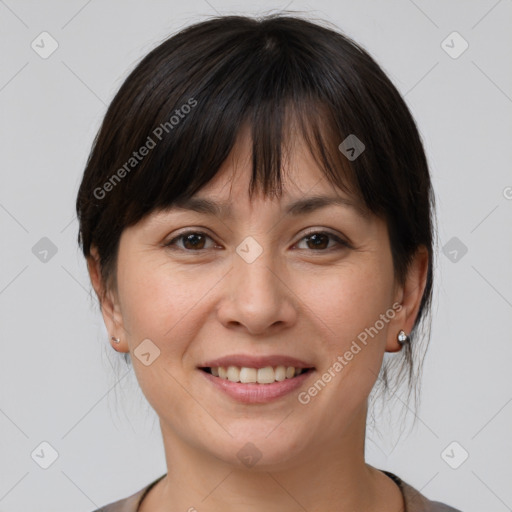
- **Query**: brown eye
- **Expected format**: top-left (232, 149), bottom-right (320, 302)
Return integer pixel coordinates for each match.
top-left (295, 231), bottom-right (350, 251)
top-left (305, 233), bottom-right (329, 250)
top-left (164, 231), bottom-right (215, 251)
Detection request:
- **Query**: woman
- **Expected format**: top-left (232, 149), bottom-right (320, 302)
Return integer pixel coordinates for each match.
top-left (76, 14), bottom-right (462, 512)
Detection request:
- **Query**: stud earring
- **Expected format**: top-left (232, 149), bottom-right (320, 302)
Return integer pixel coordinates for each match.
top-left (111, 336), bottom-right (120, 344)
top-left (397, 330), bottom-right (409, 345)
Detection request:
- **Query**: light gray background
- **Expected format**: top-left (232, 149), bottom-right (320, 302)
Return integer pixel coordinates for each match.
top-left (1, 1), bottom-right (511, 511)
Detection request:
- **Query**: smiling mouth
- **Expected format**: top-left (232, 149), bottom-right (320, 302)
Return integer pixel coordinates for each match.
top-left (199, 366), bottom-right (315, 384)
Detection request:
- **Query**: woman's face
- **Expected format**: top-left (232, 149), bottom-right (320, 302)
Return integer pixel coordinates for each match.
top-left (93, 128), bottom-right (424, 469)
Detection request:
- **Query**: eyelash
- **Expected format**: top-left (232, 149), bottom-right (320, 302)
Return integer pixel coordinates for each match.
top-left (163, 229), bottom-right (351, 253)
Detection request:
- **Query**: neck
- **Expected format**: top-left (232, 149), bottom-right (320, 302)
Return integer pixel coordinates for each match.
top-left (142, 404), bottom-right (402, 512)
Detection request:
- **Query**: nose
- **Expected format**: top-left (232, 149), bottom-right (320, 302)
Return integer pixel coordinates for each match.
top-left (216, 245), bottom-right (298, 336)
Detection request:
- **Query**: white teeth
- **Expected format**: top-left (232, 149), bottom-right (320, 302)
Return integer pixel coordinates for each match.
top-left (274, 366), bottom-right (286, 381)
top-left (257, 366), bottom-right (275, 384)
top-left (207, 365), bottom-right (307, 384)
top-left (226, 366), bottom-right (239, 382)
top-left (239, 367), bottom-right (257, 383)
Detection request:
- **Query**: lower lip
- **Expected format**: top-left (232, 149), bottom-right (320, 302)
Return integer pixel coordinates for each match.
top-left (199, 369), bottom-right (315, 404)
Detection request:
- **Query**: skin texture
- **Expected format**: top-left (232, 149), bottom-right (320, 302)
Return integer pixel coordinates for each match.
top-left (88, 126), bottom-right (428, 512)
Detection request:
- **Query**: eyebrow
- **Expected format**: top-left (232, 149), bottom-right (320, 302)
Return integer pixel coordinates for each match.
top-left (171, 194), bottom-right (369, 218)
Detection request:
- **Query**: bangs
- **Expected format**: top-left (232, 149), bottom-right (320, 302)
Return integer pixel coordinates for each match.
top-left (130, 98), bottom-right (364, 215)
top-left (111, 28), bottom-right (375, 228)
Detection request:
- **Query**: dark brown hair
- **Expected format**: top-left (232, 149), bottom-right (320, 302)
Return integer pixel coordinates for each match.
top-left (76, 13), bottom-right (436, 415)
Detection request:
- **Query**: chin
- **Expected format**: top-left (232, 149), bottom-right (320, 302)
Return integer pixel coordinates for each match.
top-left (204, 423), bottom-right (310, 470)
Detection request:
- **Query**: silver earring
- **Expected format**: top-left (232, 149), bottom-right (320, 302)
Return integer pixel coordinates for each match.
top-left (397, 330), bottom-right (409, 345)
top-left (111, 336), bottom-right (120, 344)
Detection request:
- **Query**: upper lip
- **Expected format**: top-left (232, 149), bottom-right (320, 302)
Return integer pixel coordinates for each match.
top-left (199, 354), bottom-right (315, 369)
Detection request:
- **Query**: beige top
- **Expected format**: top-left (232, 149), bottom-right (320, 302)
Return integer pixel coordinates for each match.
top-left (91, 470), bottom-right (462, 511)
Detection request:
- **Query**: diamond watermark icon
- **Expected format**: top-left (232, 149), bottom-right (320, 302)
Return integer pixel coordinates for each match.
top-left (237, 442), bottom-right (262, 467)
top-left (441, 31), bottom-right (468, 59)
top-left (338, 134), bottom-right (365, 161)
top-left (31, 31), bottom-right (59, 59)
top-left (32, 237), bottom-right (58, 263)
top-left (442, 236), bottom-right (468, 263)
top-left (236, 236), bottom-right (263, 264)
top-left (134, 338), bottom-right (161, 366)
top-left (31, 441), bottom-right (59, 469)
top-left (441, 441), bottom-right (469, 469)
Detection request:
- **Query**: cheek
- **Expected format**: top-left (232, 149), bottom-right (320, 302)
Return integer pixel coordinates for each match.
top-left (117, 254), bottom-right (216, 357)
top-left (116, 255), bottom-right (210, 417)
top-left (297, 264), bottom-right (395, 423)
top-left (303, 261), bottom-right (395, 348)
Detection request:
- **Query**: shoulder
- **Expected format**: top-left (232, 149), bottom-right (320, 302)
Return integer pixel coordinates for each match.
top-left (382, 470), bottom-right (463, 512)
top-left (89, 474), bottom-right (166, 512)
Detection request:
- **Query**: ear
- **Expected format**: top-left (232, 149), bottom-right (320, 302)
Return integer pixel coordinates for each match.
top-left (386, 245), bottom-right (429, 353)
top-left (87, 245), bottom-right (129, 353)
